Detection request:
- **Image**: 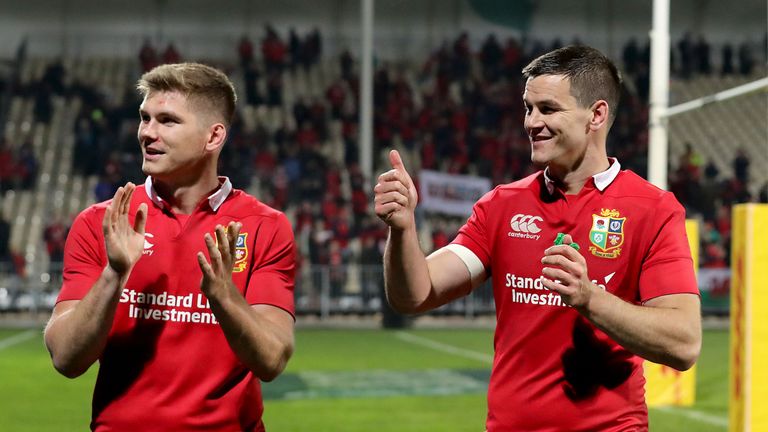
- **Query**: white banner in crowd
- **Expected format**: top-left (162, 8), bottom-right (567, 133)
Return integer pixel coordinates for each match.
top-left (419, 170), bottom-right (492, 217)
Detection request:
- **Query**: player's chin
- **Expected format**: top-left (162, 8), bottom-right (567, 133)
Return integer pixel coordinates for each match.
top-left (141, 158), bottom-right (165, 172)
top-left (530, 153), bottom-right (550, 168)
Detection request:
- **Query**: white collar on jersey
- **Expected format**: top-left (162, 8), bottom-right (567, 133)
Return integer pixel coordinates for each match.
top-left (543, 158), bottom-right (621, 195)
top-left (144, 176), bottom-right (233, 212)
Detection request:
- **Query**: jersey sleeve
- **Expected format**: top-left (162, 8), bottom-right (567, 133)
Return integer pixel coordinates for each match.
top-left (451, 188), bottom-right (495, 271)
top-left (638, 196), bottom-right (699, 301)
top-left (245, 212), bottom-right (296, 316)
top-left (57, 206), bottom-right (108, 303)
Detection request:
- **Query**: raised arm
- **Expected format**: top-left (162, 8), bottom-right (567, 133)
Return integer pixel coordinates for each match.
top-left (44, 183), bottom-right (147, 378)
top-left (541, 234), bottom-right (701, 371)
top-left (197, 222), bottom-right (294, 382)
top-left (374, 150), bottom-right (478, 314)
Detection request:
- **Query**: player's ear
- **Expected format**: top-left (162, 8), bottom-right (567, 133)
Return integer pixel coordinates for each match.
top-left (205, 123), bottom-right (227, 153)
top-left (589, 100), bottom-right (610, 131)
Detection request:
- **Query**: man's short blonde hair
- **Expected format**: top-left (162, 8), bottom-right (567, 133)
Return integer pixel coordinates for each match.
top-left (137, 63), bottom-right (236, 126)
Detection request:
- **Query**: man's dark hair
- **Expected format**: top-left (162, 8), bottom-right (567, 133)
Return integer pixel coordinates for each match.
top-left (523, 45), bottom-right (622, 124)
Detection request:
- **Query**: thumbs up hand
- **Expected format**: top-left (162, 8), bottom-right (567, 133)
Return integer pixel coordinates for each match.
top-left (374, 150), bottom-right (419, 231)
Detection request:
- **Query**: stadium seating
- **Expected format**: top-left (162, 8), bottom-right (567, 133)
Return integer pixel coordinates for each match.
top-left (0, 31), bottom-right (765, 315)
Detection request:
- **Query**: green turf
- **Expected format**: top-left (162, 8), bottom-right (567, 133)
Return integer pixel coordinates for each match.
top-left (648, 329), bottom-right (729, 432)
top-left (0, 327), bottom-right (728, 431)
top-left (284, 328), bottom-right (494, 371)
top-left (0, 329), bottom-right (96, 431)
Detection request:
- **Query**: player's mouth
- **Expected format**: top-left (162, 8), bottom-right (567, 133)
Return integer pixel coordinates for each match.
top-left (144, 147), bottom-right (166, 161)
top-left (530, 135), bottom-right (553, 145)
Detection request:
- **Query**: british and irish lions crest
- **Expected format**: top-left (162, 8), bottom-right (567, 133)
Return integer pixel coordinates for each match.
top-left (589, 209), bottom-right (625, 259)
top-left (217, 227), bottom-right (249, 273)
top-left (233, 233), bottom-right (248, 273)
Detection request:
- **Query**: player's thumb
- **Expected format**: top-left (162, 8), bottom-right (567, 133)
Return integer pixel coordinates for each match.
top-left (389, 150), bottom-right (411, 178)
top-left (561, 233), bottom-right (574, 245)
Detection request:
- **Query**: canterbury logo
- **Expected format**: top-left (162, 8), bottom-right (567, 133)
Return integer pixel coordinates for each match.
top-left (143, 232), bottom-right (154, 249)
top-left (142, 233), bottom-right (155, 256)
top-left (510, 214), bottom-right (543, 234)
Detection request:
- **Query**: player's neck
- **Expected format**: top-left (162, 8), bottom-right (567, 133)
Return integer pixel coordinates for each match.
top-left (152, 171), bottom-right (222, 214)
top-left (548, 153), bottom-right (610, 195)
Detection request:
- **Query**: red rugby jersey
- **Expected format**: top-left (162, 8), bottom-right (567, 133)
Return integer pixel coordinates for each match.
top-left (450, 161), bottom-right (698, 432)
top-left (58, 177), bottom-right (295, 431)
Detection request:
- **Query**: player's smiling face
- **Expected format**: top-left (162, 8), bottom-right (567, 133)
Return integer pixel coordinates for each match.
top-left (137, 91), bottom-right (210, 181)
top-left (523, 75), bottom-right (592, 171)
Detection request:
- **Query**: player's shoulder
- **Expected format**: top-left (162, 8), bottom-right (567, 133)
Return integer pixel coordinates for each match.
top-left (611, 170), bottom-right (683, 211)
top-left (471, 172), bottom-right (541, 213)
top-left (75, 198), bottom-right (111, 222)
top-left (481, 171), bottom-right (541, 201)
top-left (223, 189), bottom-right (288, 222)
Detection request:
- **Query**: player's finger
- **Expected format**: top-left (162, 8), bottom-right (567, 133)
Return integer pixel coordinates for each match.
top-left (561, 234), bottom-right (574, 245)
top-left (109, 187), bottom-right (125, 226)
top-left (103, 201), bottom-right (114, 234)
top-left (214, 225), bottom-right (230, 258)
top-left (542, 266), bottom-right (571, 282)
top-left (197, 251), bottom-right (215, 279)
top-left (542, 269), bottom-right (577, 291)
top-left (228, 222), bottom-right (241, 256)
top-left (120, 183), bottom-right (135, 216)
top-left (541, 277), bottom-right (571, 296)
top-left (134, 203), bottom-right (148, 235)
top-left (544, 243), bottom-right (579, 259)
top-left (374, 177), bottom-right (409, 196)
top-left (541, 253), bottom-right (582, 276)
top-left (388, 150), bottom-right (413, 186)
top-left (374, 191), bottom-right (409, 208)
top-left (374, 202), bottom-right (403, 219)
top-left (204, 233), bottom-right (222, 272)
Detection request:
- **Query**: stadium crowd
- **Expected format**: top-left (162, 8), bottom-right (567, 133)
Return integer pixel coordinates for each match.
top-left (0, 27), bottom-right (766, 293)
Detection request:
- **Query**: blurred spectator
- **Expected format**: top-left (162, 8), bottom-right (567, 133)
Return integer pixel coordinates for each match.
top-left (326, 79), bottom-right (347, 120)
top-left (266, 71), bottom-right (283, 106)
top-left (502, 37), bottom-right (523, 76)
top-left (33, 83), bottom-right (54, 124)
top-left (677, 32), bottom-right (694, 79)
top-left (704, 160), bottom-right (719, 180)
top-left (679, 142), bottom-right (704, 175)
top-left (0, 139), bottom-right (15, 192)
top-left (758, 182), bottom-right (768, 203)
top-left (139, 39), bottom-right (159, 72)
top-left (622, 38), bottom-right (641, 75)
top-left (302, 28), bottom-right (322, 70)
top-left (695, 35), bottom-right (711, 75)
top-left (721, 43), bottom-right (734, 75)
top-left (480, 34), bottom-right (503, 81)
top-left (262, 24), bottom-right (286, 74)
top-left (452, 32), bottom-right (471, 81)
top-left (41, 60), bottom-right (66, 95)
top-left (703, 243), bottom-right (728, 268)
top-left (738, 41), bottom-right (755, 75)
top-left (288, 28), bottom-right (301, 70)
top-left (73, 116), bottom-right (105, 176)
top-left (16, 141), bottom-right (38, 190)
top-left (43, 215), bottom-right (69, 280)
top-left (94, 169), bottom-right (122, 203)
top-left (340, 49), bottom-right (355, 82)
top-left (162, 43), bottom-right (181, 64)
top-left (0, 214), bottom-right (10, 272)
top-left (733, 148), bottom-right (750, 183)
top-left (238, 35), bottom-right (255, 67)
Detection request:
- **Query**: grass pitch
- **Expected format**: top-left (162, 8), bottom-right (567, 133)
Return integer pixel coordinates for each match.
top-left (0, 327), bottom-right (728, 431)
